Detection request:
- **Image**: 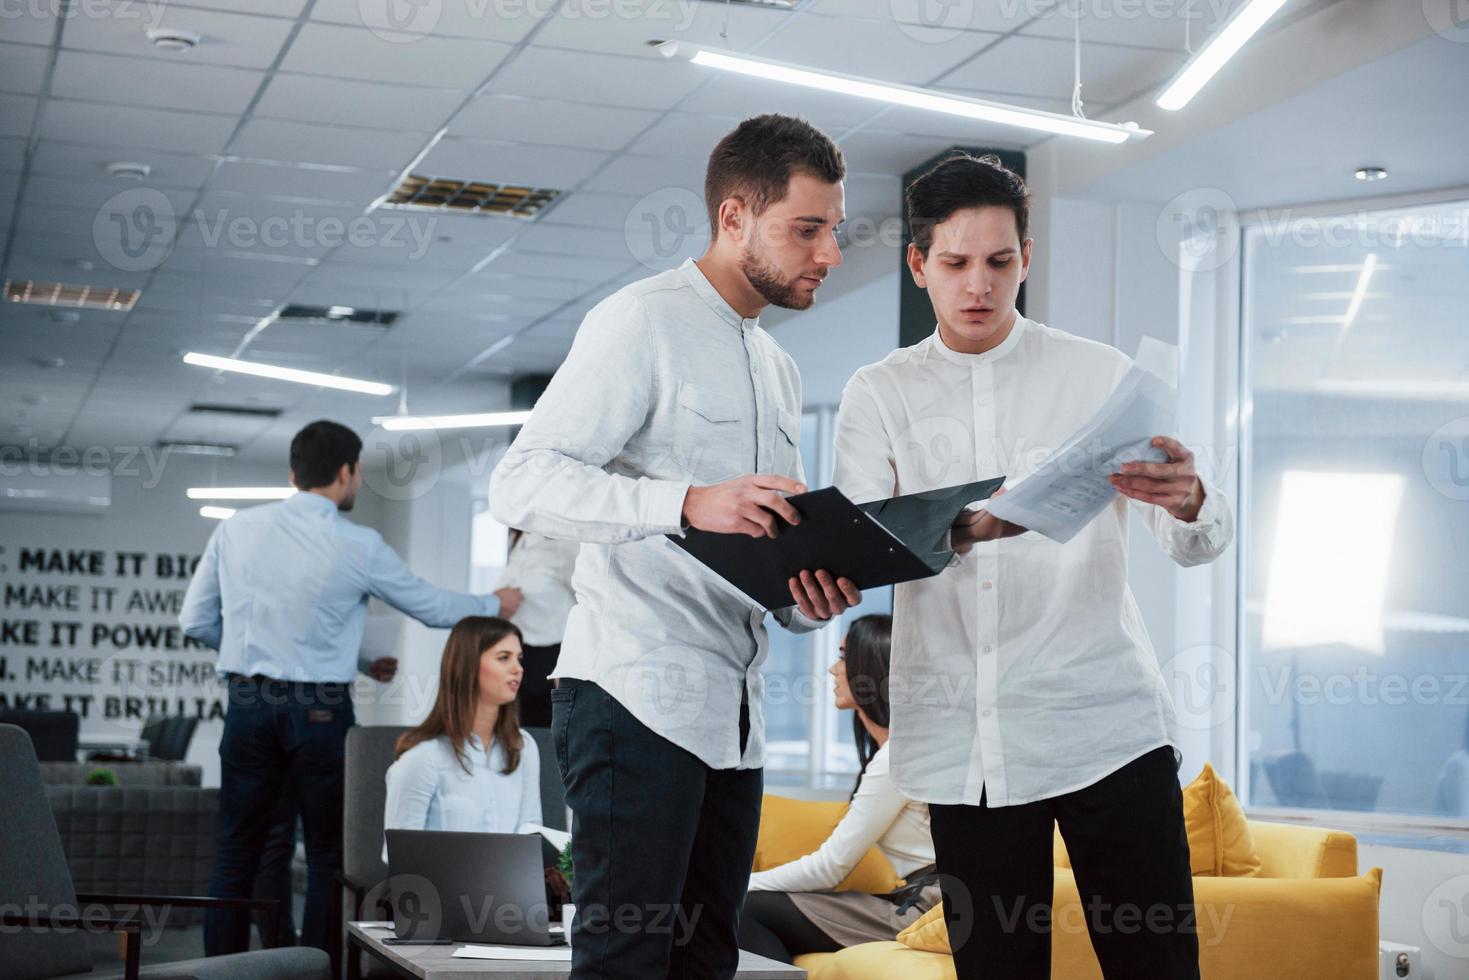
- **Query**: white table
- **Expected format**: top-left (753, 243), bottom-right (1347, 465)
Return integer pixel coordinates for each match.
top-left (346, 923), bottom-right (806, 979)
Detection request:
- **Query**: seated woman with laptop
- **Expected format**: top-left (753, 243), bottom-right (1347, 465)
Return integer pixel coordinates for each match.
top-left (383, 616), bottom-right (541, 850)
top-left (738, 614), bottom-right (939, 964)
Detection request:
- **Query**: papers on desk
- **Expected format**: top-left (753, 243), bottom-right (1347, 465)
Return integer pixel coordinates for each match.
top-left (453, 944), bottom-right (573, 961)
top-left (520, 823), bottom-right (571, 851)
top-left (983, 337), bottom-right (1178, 543)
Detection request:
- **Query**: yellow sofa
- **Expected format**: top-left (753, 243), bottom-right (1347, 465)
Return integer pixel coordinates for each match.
top-left (754, 794), bottom-right (1382, 980)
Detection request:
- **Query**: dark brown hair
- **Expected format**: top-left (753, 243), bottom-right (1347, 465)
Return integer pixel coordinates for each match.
top-left (906, 153), bottom-right (1030, 258)
top-left (289, 420), bottom-right (361, 491)
top-left (704, 113), bottom-right (845, 239)
top-left (844, 613), bottom-right (893, 800)
top-left (396, 616), bottom-right (524, 776)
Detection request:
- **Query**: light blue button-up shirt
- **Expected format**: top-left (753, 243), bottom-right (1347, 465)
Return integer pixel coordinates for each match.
top-left (180, 491), bottom-right (497, 683)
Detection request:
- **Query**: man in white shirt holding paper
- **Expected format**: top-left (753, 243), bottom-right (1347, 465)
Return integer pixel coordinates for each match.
top-left (832, 153), bottom-right (1233, 980)
top-left (491, 114), bottom-right (861, 980)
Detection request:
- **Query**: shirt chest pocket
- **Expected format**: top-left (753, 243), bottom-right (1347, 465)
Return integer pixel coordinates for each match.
top-left (674, 382), bottom-right (745, 479)
top-left (775, 407), bottom-right (802, 480)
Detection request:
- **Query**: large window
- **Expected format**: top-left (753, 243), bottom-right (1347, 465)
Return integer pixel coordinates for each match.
top-left (1240, 199), bottom-right (1469, 821)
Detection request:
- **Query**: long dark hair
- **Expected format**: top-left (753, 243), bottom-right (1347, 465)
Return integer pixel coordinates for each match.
top-left (844, 614), bottom-right (893, 799)
top-left (396, 616), bottom-right (524, 776)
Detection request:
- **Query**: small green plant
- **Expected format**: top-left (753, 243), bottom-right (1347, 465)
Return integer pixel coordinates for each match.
top-left (557, 841), bottom-right (574, 887)
top-left (85, 768), bottom-right (119, 786)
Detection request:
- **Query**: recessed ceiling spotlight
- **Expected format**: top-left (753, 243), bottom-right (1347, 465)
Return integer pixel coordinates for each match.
top-left (49, 310), bottom-right (82, 323)
top-left (1354, 167), bottom-right (1388, 182)
top-left (72, 259), bottom-right (95, 272)
top-left (33, 357), bottom-right (65, 370)
top-left (147, 28), bottom-right (201, 51)
top-left (106, 162), bottom-right (152, 180)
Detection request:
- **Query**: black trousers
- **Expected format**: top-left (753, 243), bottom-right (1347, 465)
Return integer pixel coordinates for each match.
top-left (517, 642), bottom-right (561, 728)
top-left (205, 676), bottom-right (353, 956)
top-left (737, 892), bottom-right (840, 964)
top-left (552, 678), bottom-right (761, 980)
top-left (929, 745), bottom-right (1200, 980)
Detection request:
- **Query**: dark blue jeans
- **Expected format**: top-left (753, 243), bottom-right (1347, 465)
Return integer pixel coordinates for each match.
top-left (204, 675), bottom-right (354, 957)
top-left (552, 678), bottom-right (762, 980)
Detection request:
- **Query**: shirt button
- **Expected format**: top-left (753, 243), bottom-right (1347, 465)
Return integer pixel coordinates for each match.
top-left (982, 645), bottom-right (994, 654)
top-left (981, 708), bottom-right (993, 718)
top-left (982, 581), bottom-right (994, 591)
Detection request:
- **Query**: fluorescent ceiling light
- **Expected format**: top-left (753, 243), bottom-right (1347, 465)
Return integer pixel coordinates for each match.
top-left (1155, 0), bottom-right (1289, 111)
top-left (159, 441), bottom-right (237, 457)
top-left (199, 505), bottom-right (238, 520)
top-left (655, 41), bottom-right (1150, 144)
top-left (1335, 253), bottom-right (1377, 344)
top-left (187, 486), bottom-right (296, 500)
top-left (1262, 470), bottom-right (1403, 654)
top-left (183, 351), bottom-right (395, 396)
top-left (372, 410), bottom-right (533, 431)
top-left (1311, 379), bottom-right (1469, 401)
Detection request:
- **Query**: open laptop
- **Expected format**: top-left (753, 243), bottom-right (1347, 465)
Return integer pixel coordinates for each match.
top-left (385, 829), bottom-right (564, 946)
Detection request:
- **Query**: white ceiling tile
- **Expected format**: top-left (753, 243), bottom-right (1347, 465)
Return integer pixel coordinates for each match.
top-left (22, 175), bottom-right (196, 217)
top-left (486, 47), bottom-right (708, 110)
top-left (450, 94), bottom-right (659, 152)
top-left (477, 250), bottom-right (633, 281)
top-left (835, 131), bottom-right (985, 180)
top-left (211, 159), bottom-right (397, 204)
top-left (29, 139), bottom-right (218, 188)
top-left (750, 16), bottom-right (1000, 86)
top-left (40, 100), bottom-right (238, 154)
top-left (940, 35), bottom-right (1184, 105)
top-left (310, 0), bottom-right (550, 43)
top-left (168, 0), bottom-right (308, 16)
top-left (1020, 0), bottom-right (1200, 49)
top-left (0, 94), bottom-right (38, 137)
top-left (0, 137), bottom-right (26, 171)
top-left (280, 23), bottom-right (510, 88)
top-left (60, 5), bottom-right (298, 70)
top-left (1, 8), bottom-right (59, 45)
top-left (231, 118), bottom-right (430, 170)
top-left (803, 0), bottom-right (1049, 35)
top-left (0, 42), bottom-right (51, 94)
top-left (386, 209), bottom-right (522, 249)
top-left (256, 73), bottom-right (466, 130)
top-left (49, 51), bottom-right (265, 115)
top-left (539, 191), bottom-right (643, 230)
top-left (530, 0), bottom-right (787, 55)
top-left (583, 153), bottom-right (701, 196)
top-left (623, 111), bottom-right (739, 160)
top-left (416, 137), bottom-right (610, 188)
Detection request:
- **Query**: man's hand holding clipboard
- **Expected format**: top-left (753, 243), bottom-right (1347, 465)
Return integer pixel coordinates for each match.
top-left (681, 472), bottom-right (863, 620)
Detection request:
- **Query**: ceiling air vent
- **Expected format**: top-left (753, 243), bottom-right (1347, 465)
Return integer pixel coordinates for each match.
top-left (384, 174), bottom-right (562, 220)
top-left (277, 304), bottom-right (398, 326)
top-left (5, 279), bottom-right (139, 311)
top-left (188, 403), bottom-right (283, 419)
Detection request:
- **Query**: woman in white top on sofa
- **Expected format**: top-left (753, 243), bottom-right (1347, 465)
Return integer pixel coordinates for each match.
top-left (383, 616), bottom-right (541, 858)
top-left (738, 614), bottom-right (937, 964)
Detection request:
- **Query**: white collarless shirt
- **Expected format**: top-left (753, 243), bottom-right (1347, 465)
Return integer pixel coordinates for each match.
top-left (498, 532), bottom-right (580, 647)
top-left (833, 317), bottom-right (1233, 807)
top-left (489, 259), bottom-right (822, 771)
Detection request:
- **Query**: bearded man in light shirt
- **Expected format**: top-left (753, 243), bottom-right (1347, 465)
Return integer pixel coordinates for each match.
top-left (832, 153), bottom-right (1233, 980)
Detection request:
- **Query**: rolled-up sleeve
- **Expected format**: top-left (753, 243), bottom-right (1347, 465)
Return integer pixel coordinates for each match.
top-left (1141, 478), bottom-right (1234, 567)
top-left (490, 292), bottom-right (691, 545)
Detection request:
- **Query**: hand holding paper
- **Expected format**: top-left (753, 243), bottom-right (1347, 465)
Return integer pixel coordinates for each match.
top-left (1109, 435), bottom-right (1206, 521)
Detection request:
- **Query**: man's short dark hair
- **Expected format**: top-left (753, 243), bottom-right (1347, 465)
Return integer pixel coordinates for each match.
top-left (705, 113), bottom-right (845, 238)
top-left (905, 153), bottom-right (1030, 258)
top-left (290, 420), bottom-right (362, 490)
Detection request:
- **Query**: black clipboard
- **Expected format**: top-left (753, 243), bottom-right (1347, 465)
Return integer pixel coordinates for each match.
top-left (668, 477), bottom-right (1005, 610)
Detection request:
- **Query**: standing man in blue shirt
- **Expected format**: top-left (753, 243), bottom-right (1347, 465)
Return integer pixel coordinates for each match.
top-left (180, 420), bottom-right (521, 957)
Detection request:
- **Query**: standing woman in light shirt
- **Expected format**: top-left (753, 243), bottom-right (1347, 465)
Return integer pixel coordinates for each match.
top-left (497, 529), bottom-right (580, 727)
top-left (383, 616), bottom-right (541, 852)
top-left (738, 614), bottom-right (938, 964)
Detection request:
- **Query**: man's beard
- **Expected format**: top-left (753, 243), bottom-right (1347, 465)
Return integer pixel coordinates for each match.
top-left (740, 245), bottom-right (814, 311)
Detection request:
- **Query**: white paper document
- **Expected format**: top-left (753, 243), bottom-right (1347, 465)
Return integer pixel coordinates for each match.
top-left (983, 337), bottom-right (1178, 543)
top-left (520, 823), bottom-right (571, 851)
top-left (452, 944), bottom-right (573, 961)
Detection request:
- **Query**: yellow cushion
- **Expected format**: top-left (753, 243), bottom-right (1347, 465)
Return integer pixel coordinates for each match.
top-left (895, 902), bottom-right (949, 953)
top-left (1183, 762), bottom-right (1262, 877)
top-left (754, 794), bottom-right (901, 894)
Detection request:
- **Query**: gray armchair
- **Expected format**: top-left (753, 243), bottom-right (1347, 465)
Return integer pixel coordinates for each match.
top-left (0, 723), bottom-right (328, 980)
